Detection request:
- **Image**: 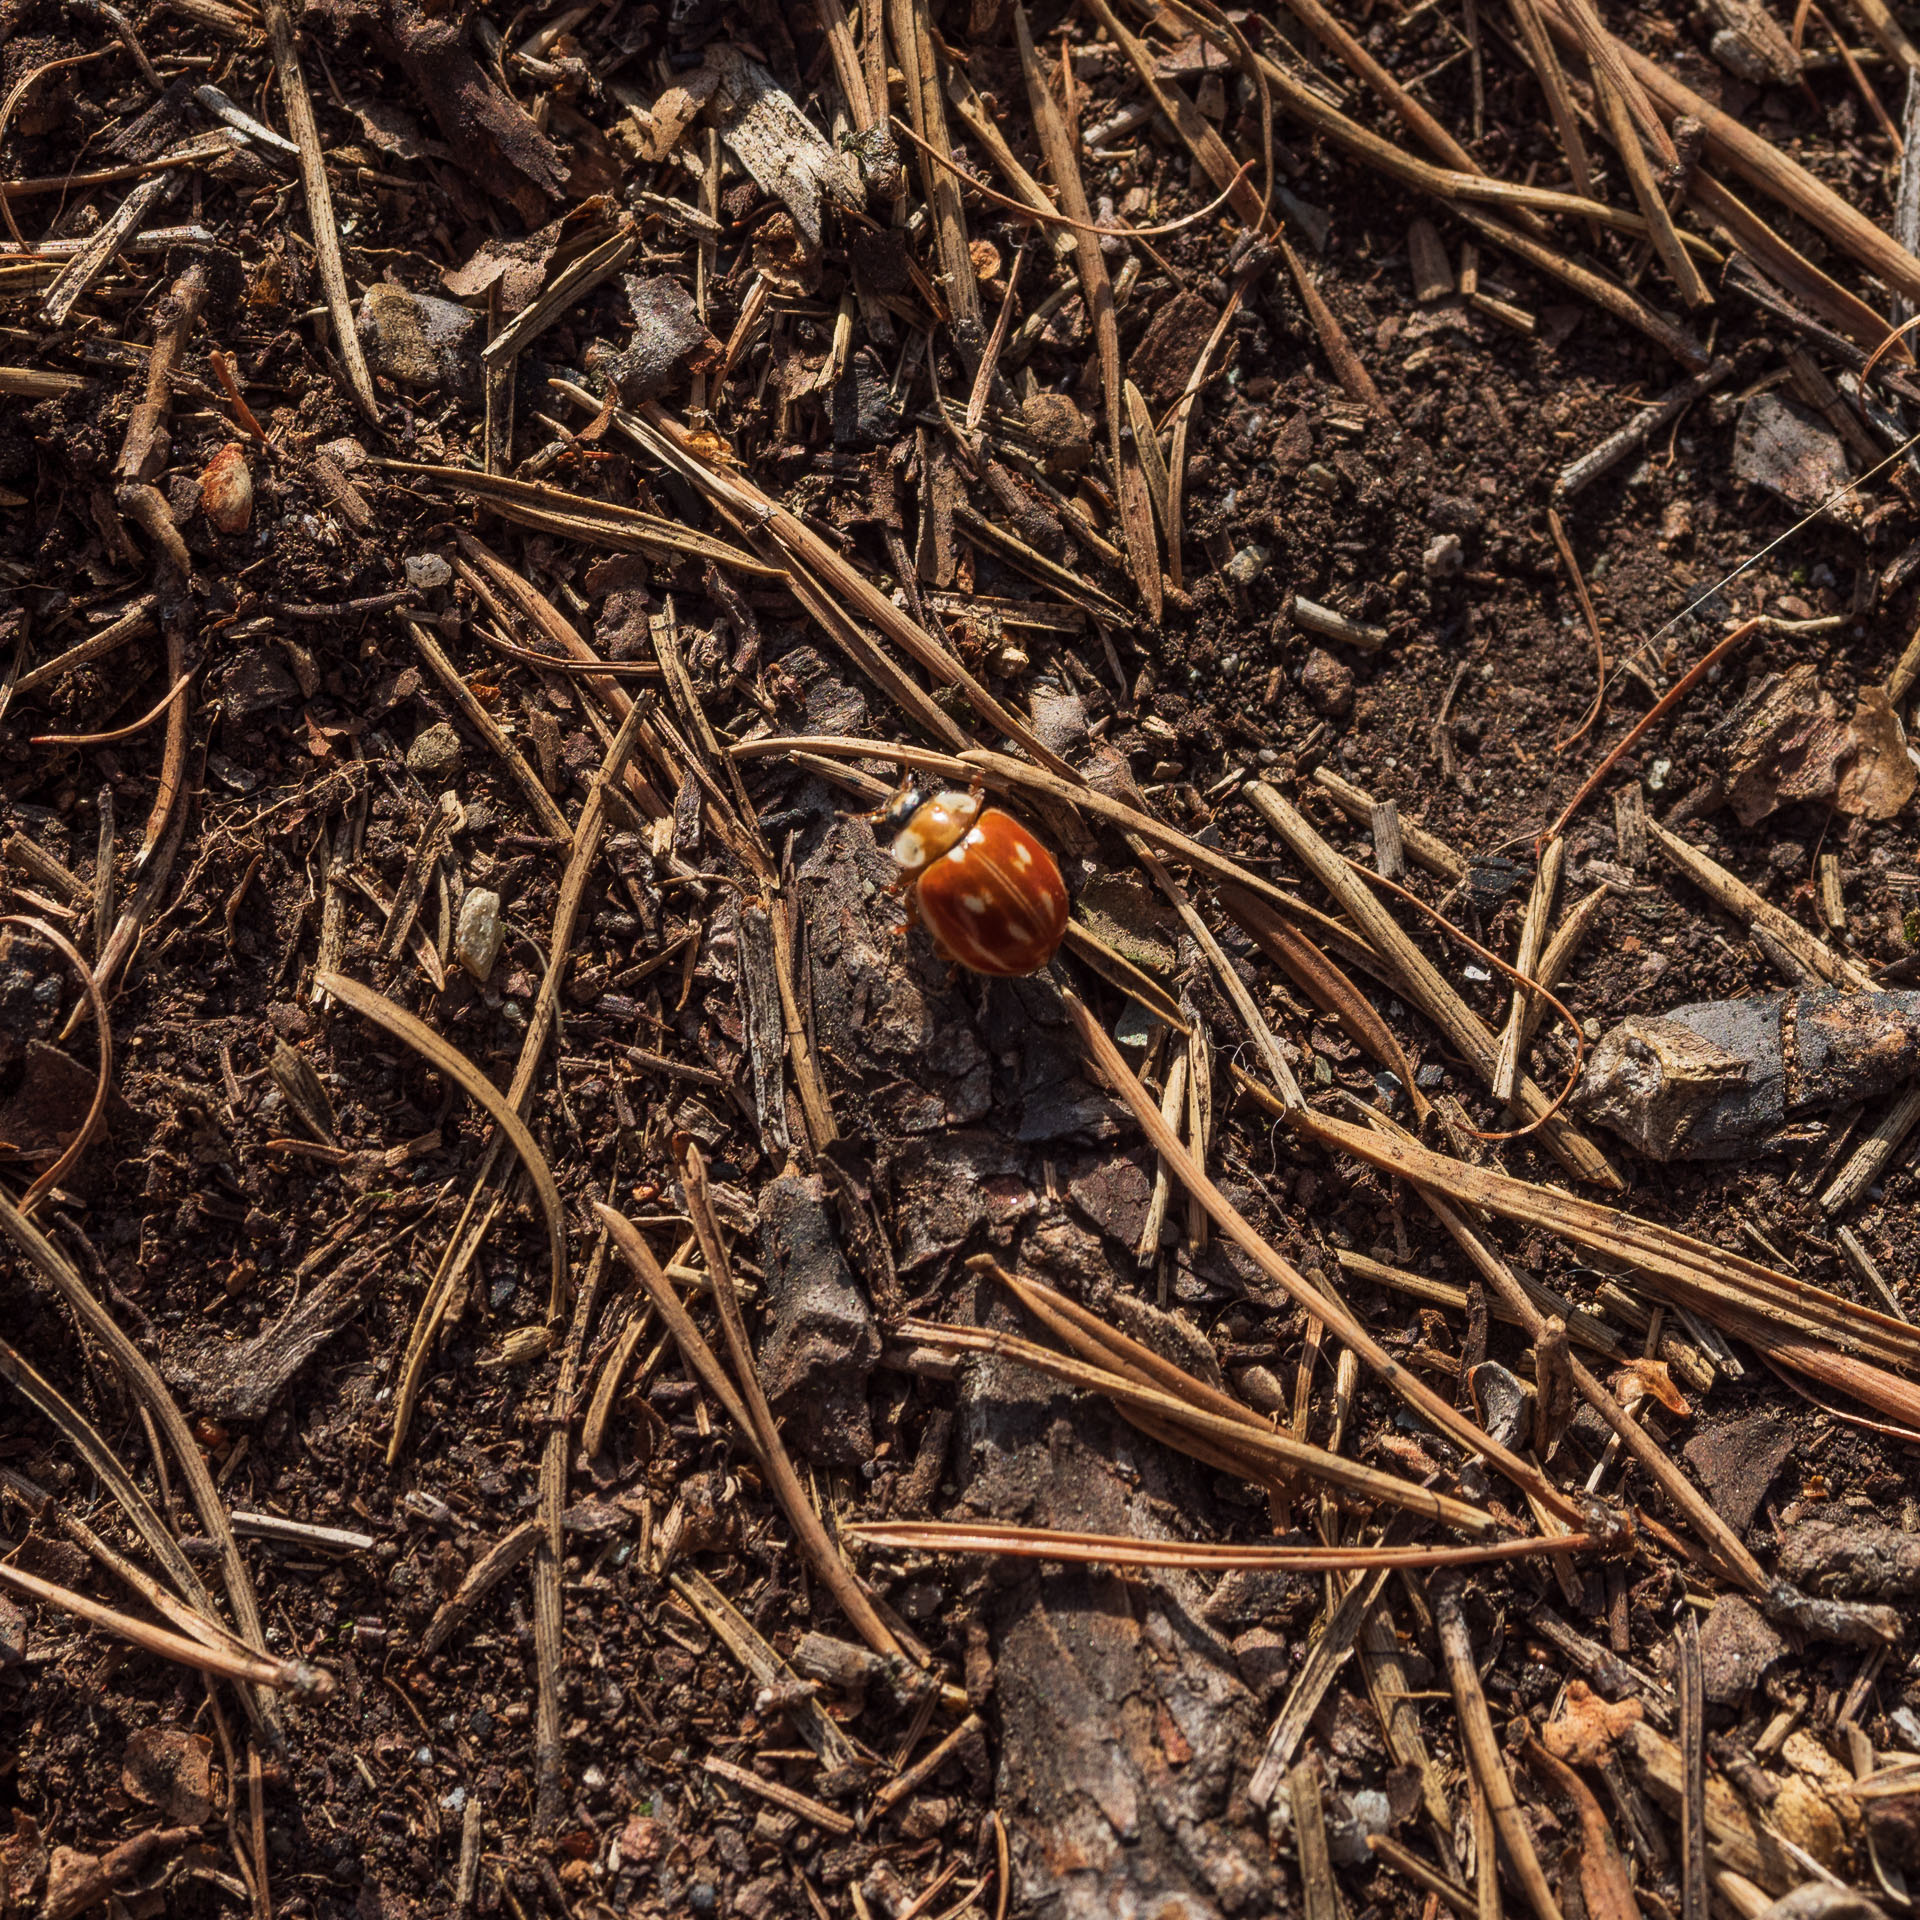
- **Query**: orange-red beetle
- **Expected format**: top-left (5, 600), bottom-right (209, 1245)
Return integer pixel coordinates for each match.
top-left (879, 785), bottom-right (1069, 977)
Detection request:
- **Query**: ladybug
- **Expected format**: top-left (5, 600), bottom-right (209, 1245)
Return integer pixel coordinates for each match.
top-left (876, 783), bottom-right (1070, 977)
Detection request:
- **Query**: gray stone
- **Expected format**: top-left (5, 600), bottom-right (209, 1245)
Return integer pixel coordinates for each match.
top-left (358, 284), bottom-right (480, 391)
top-left (1682, 1411), bottom-right (1794, 1536)
top-left (1698, 1595), bottom-right (1786, 1704)
top-left (405, 722), bottom-right (463, 780)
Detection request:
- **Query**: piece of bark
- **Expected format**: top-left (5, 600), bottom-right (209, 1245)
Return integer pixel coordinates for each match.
top-left (305, 0), bottom-right (567, 220)
top-left (963, 1347), bottom-right (1276, 1916)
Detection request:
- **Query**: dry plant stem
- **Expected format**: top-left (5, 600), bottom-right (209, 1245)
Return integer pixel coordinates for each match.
top-left (1301, 1107), bottom-right (1920, 1422)
top-left (1012, 3), bottom-right (1161, 616)
top-left (1820, 1084), bottom-right (1920, 1212)
top-left (1591, 63), bottom-right (1709, 306)
top-left (1536, 0), bottom-right (1920, 309)
top-left (0, 1194), bottom-right (278, 1724)
top-left (0, 1554), bottom-right (321, 1692)
top-left (32, 669), bottom-right (192, 748)
top-left (1367, 1837), bottom-right (1477, 1919)
top-left (534, 1227), bottom-right (609, 1832)
top-left (1218, 883), bottom-right (1423, 1111)
top-left (1503, 0), bottom-right (1598, 233)
top-left (670, 1569), bottom-right (867, 1768)
top-left (1063, 993), bottom-right (1585, 1526)
top-left (1409, 1177), bottom-right (1768, 1592)
top-left (889, 0), bottom-right (980, 354)
top-left (319, 973), bottom-right (570, 1317)
top-left (1157, 8), bottom-right (1711, 364)
top-left (1840, 0), bottom-right (1920, 70)
top-left (0, 1342), bottom-right (221, 1625)
top-left (848, 1520), bottom-right (1594, 1571)
top-left (1677, 1612), bottom-right (1709, 1920)
top-left (407, 620), bottom-right (572, 844)
top-left (1646, 815), bottom-right (1872, 990)
top-left (1493, 839), bottom-right (1564, 1105)
top-left (1435, 1574), bottom-right (1566, 1920)
top-left (1165, 265), bottom-right (1259, 588)
top-left (1543, 618), bottom-right (1762, 848)
top-left (14, 597), bottom-right (156, 695)
top-left (1548, 509), bottom-right (1608, 748)
top-left (1291, 1763), bottom-right (1341, 1920)
top-left (386, 704), bottom-right (645, 1455)
top-left (1471, 1773), bottom-right (1503, 1920)
top-left (1509, 885), bottom-right (1611, 1072)
top-left (628, 405), bottom-right (1079, 778)
top-left (1696, 173), bottom-right (1901, 359)
top-left (910, 1314), bottom-right (1494, 1527)
top-left (1556, 361), bottom-right (1735, 498)
top-left (264, 2), bottom-right (377, 420)
top-left (1242, 782), bottom-right (1618, 1186)
top-left (1313, 767), bottom-right (1468, 878)
top-left (38, 172), bottom-right (173, 328)
top-left (1128, 836), bottom-right (1304, 1109)
top-left (678, 1145), bottom-right (906, 1660)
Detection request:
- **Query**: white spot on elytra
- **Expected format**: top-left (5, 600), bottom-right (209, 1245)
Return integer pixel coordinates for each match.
top-left (1013, 844), bottom-right (1032, 868)
top-left (963, 893), bottom-right (988, 914)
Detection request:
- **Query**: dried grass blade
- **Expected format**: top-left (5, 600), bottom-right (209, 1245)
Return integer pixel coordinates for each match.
top-left (622, 402), bottom-right (1080, 777)
top-left (1061, 992), bottom-right (1586, 1525)
top-left (1493, 838), bottom-right (1564, 1105)
top-left (318, 972), bottom-right (570, 1318)
top-left (5, 917), bottom-right (111, 1214)
top-left (263, 2), bottom-right (377, 421)
top-left (1436, 1572), bottom-right (1567, 1920)
top-left (0, 1192), bottom-right (278, 1723)
top-left (0, 1339), bottom-right (220, 1624)
top-left (380, 459), bottom-right (775, 575)
top-left (1538, 0), bottom-right (1920, 310)
top-left (1300, 1108), bottom-right (1920, 1388)
top-left (1012, 2), bottom-right (1161, 615)
top-left (0, 1553), bottom-right (327, 1693)
top-left (1242, 781), bottom-right (1620, 1186)
top-left (890, 0), bottom-right (982, 353)
top-left (905, 1318), bottom-right (1500, 1532)
top-left (1219, 882), bottom-right (1425, 1116)
top-left (677, 1144), bottom-right (906, 1661)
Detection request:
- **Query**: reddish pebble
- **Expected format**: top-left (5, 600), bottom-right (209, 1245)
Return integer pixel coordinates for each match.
top-left (200, 442), bottom-right (252, 535)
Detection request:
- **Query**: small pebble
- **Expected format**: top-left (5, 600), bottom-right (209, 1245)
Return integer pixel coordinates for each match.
top-left (405, 552), bottom-right (451, 590)
top-left (1225, 543), bottom-right (1269, 587)
top-left (406, 722), bottom-right (463, 781)
top-left (455, 887), bottom-right (504, 982)
top-left (1423, 533), bottom-right (1464, 581)
top-left (357, 284), bottom-right (480, 391)
top-left (1020, 391), bottom-right (1092, 474)
top-left (1300, 647), bottom-right (1354, 718)
top-left (199, 443), bottom-right (252, 534)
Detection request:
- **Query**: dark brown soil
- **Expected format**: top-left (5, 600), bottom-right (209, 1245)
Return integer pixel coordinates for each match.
top-left (3, 1), bottom-right (1920, 1917)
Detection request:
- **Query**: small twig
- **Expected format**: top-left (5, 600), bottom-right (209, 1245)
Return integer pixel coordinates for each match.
top-left (1677, 1612), bottom-right (1708, 1920)
top-left (1435, 1573), bottom-right (1566, 1920)
top-left (263, 0), bottom-right (378, 421)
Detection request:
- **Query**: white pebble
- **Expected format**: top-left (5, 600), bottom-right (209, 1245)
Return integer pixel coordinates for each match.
top-left (406, 552), bottom-right (452, 590)
top-left (455, 888), bottom-right (504, 982)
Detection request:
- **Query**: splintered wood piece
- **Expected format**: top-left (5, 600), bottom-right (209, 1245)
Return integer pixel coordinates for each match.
top-left (1243, 781), bottom-right (1620, 1186)
top-left (38, 173), bottom-right (173, 328)
top-left (1436, 1573), bottom-right (1566, 1920)
top-left (1407, 218), bottom-right (1455, 301)
top-left (1289, 1763), bottom-right (1341, 1920)
top-left (1613, 784), bottom-right (1648, 865)
top-left (1249, 1569), bottom-right (1390, 1804)
top-left (263, 1), bottom-right (377, 421)
top-left (1677, 1614), bottom-right (1708, 1920)
top-left (1370, 800), bottom-right (1408, 882)
top-left (1494, 837), bottom-right (1565, 1105)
